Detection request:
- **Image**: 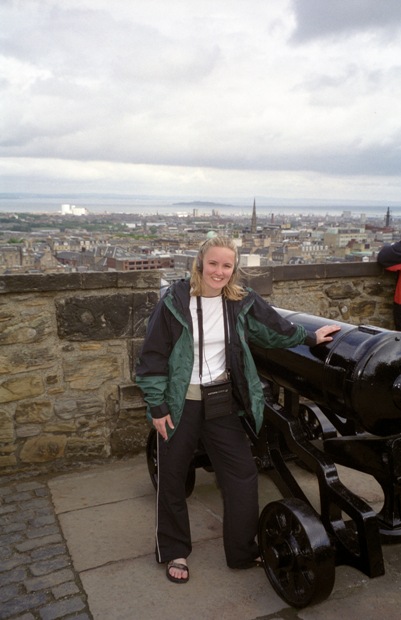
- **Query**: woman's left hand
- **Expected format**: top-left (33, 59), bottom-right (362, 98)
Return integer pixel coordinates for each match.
top-left (315, 324), bottom-right (341, 344)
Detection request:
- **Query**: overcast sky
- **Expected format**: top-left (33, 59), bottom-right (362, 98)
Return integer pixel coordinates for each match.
top-left (2, 0), bottom-right (401, 205)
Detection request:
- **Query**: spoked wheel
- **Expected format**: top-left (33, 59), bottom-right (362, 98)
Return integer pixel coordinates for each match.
top-left (145, 428), bottom-right (196, 498)
top-left (298, 402), bottom-right (337, 441)
top-left (258, 498), bottom-right (335, 608)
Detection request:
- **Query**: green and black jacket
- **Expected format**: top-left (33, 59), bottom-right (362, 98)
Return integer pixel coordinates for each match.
top-left (136, 279), bottom-right (316, 439)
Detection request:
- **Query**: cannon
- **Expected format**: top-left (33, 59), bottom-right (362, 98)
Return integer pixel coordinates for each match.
top-left (145, 308), bottom-right (401, 608)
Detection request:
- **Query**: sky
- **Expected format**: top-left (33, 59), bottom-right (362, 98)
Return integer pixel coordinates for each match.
top-left (1, 0), bottom-right (401, 206)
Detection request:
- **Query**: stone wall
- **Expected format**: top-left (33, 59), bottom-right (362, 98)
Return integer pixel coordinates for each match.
top-left (241, 262), bottom-right (394, 327)
top-left (0, 272), bottom-right (160, 473)
top-left (0, 263), bottom-right (397, 473)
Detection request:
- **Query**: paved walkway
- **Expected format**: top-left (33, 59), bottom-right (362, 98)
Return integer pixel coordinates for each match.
top-left (1, 454), bottom-right (401, 619)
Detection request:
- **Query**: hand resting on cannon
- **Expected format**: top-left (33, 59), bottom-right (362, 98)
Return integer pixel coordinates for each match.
top-left (315, 324), bottom-right (341, 344)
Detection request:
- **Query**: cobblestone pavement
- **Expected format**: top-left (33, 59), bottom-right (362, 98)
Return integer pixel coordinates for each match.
top-left (0, 473), bottom-right (92, 620)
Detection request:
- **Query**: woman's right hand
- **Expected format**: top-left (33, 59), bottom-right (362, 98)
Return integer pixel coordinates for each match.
top-left (153, 414), bottom-right (175, 441)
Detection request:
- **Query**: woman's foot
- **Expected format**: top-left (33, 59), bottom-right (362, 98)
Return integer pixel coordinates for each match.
top-left (166, 558), bottom-right (189, 583)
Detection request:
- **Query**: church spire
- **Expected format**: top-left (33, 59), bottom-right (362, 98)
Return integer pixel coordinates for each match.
top-left (251, 198), bottom-right (257, 234)
top-left (386, 207), bottom-right (391, 227)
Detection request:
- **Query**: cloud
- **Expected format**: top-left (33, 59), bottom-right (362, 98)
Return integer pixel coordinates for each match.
top-left (1, 0), bottom-right (401, 203)
top-left (291, 0), bottom-right (401, 42)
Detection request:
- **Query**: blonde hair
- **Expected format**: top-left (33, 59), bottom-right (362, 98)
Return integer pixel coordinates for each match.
top-left (190, 236), bottom-right (246, 300)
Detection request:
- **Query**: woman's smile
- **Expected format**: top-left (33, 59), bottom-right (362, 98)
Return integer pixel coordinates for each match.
top-left (201, 246), bottom-right (236, 296)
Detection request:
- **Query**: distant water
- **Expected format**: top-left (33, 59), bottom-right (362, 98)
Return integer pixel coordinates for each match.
top-left (0, 193), bottom-right (398, 219)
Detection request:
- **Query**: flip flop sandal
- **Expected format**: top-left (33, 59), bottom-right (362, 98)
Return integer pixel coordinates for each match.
top-left (166, 560), bottom-right (189, 584)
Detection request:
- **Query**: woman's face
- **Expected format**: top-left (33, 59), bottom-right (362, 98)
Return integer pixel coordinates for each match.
top-left (201, 246), bottom-right (236, 296)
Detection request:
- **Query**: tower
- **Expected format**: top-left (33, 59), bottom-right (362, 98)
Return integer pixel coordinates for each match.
top-left (251, 198), bottom-right (257, 234)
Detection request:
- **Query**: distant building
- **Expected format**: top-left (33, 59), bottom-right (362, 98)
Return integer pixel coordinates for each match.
top-left (251, 199), bottom-right (257, 234)
top-left (60, 204), bottom-right (89, 216)
top-left (323, 227), bottom-right (368, 249)
top-left (172, 251), bottom-right (198, 273)
top-left (107, 254), bottom-right (174, 271)
top-left (0, 242), bottom-right (61, 274)
top-left (239, 254), bottom-right (260, 267)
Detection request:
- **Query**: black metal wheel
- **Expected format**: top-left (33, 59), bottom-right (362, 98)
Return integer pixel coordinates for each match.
top-left (145, 428), bottom-right (196, 497)
top-left (258, 498), bottom-right (335, 608)
top-left (298, 402), bottom-right (337, 441)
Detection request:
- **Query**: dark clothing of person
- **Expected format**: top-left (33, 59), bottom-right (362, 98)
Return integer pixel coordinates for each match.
top-left (136, 279), bottom-right (317, 437)
top-left (136, 278), bottom-right (317, 567)
top-left (155, 399), bottom-right (259, 567)
top-left (377, 241), bottom-right (401, 330)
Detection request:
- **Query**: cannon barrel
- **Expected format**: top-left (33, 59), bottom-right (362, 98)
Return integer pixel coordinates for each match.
top-left (250, 308), bottom-right (401, 437)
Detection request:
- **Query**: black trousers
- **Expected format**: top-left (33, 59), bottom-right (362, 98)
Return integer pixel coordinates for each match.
top-left (155, 399), bottom-right (259, 568)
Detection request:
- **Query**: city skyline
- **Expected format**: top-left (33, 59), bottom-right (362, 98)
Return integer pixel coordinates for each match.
top-left (0, 192), bottom-right (398, 219)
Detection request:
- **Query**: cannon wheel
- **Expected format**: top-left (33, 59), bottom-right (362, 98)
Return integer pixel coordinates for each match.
top-left (258, 498), bottom-right (335, 608)
top-left (298, 402), bottom-right (337, 441)
top-left (146, 428), bottom-right (196, 498)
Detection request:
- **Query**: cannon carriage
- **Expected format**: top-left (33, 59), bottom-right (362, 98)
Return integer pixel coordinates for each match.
top-left (146, 308), bottom-right (401, 607)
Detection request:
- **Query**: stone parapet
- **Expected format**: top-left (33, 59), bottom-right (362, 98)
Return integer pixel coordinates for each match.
top-left (241, 262), bottom-right (390, 325)
top-left (0, 263), bottom-right (396, 472)
top-left (0, 271), bottom-right (160, 473)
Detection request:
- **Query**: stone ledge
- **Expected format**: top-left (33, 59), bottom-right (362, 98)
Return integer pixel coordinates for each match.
top-left (0, 271), bottom-right (161, 294)
top-left (271, 261), bottom-right (383, 281)
top-left (0, 262), bottom-right (386, 294)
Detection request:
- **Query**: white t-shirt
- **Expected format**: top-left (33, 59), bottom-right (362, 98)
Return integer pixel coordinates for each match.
top-left (189, 295), bottom-right (226, 385)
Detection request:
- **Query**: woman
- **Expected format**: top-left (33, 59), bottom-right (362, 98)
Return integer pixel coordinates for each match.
top-left (136, 235), bottom-right (340, 584)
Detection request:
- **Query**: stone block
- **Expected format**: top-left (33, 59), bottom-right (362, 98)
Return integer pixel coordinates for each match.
top-left (325, 282), bottom-right (360, 300)
top-left (365, 281), bottom-right (387, 296)
top-left (132, 291), bottom-right (159, 337)
top-left (29, 556), bottom-right (70, 577)
top-left (54, 399), bottom-right (76, 420)
top-left (0, 325), bottom-right (41, 345)
top-left (24, 567), bottom-right (75, 593)
top-left (0, 348), bottom-right (56, 374)
top-left (52, 581), bottom-right (80, 599)
top-left (351, 300), bottom-right (377, 319)
top-left (0, 454), bottom-right (17, 467)
top-left (76, 397), bottom-right (104, 416)
top-left (19, 436), bottom-right (67, 463)
top-left (110, 417), bottom-right (149, 457)
top-left (0, 375), bottom-right (44, 404)
top-left (38, 595), bottom-right (86, 620)
top-left (0, 410), bottom-right (14, 442)
top-left (80, 272), bottom-right (118, 289)
top-left (16, 425), bottom-right (42, 438)
top-left (63, 355), bottom-right (120, 390)
top-left (240, 269), bottom-right (273, 295)
top-left (117, 270), bottom-right (160, 289)
top-left (0, 272), bottom-right (82, 293)
top-left (15, 401), bottom-right (53, 424)
top-left (118, 384), bottom-right (145, 409)
top-left (65, 438), bottom-right (108, 459)
top-left (0, 591), bottom-right (50, 619)
top-left (43, 422), bottom-right (76, 433)
top-left (55, 294), bottom-right (134, 340)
